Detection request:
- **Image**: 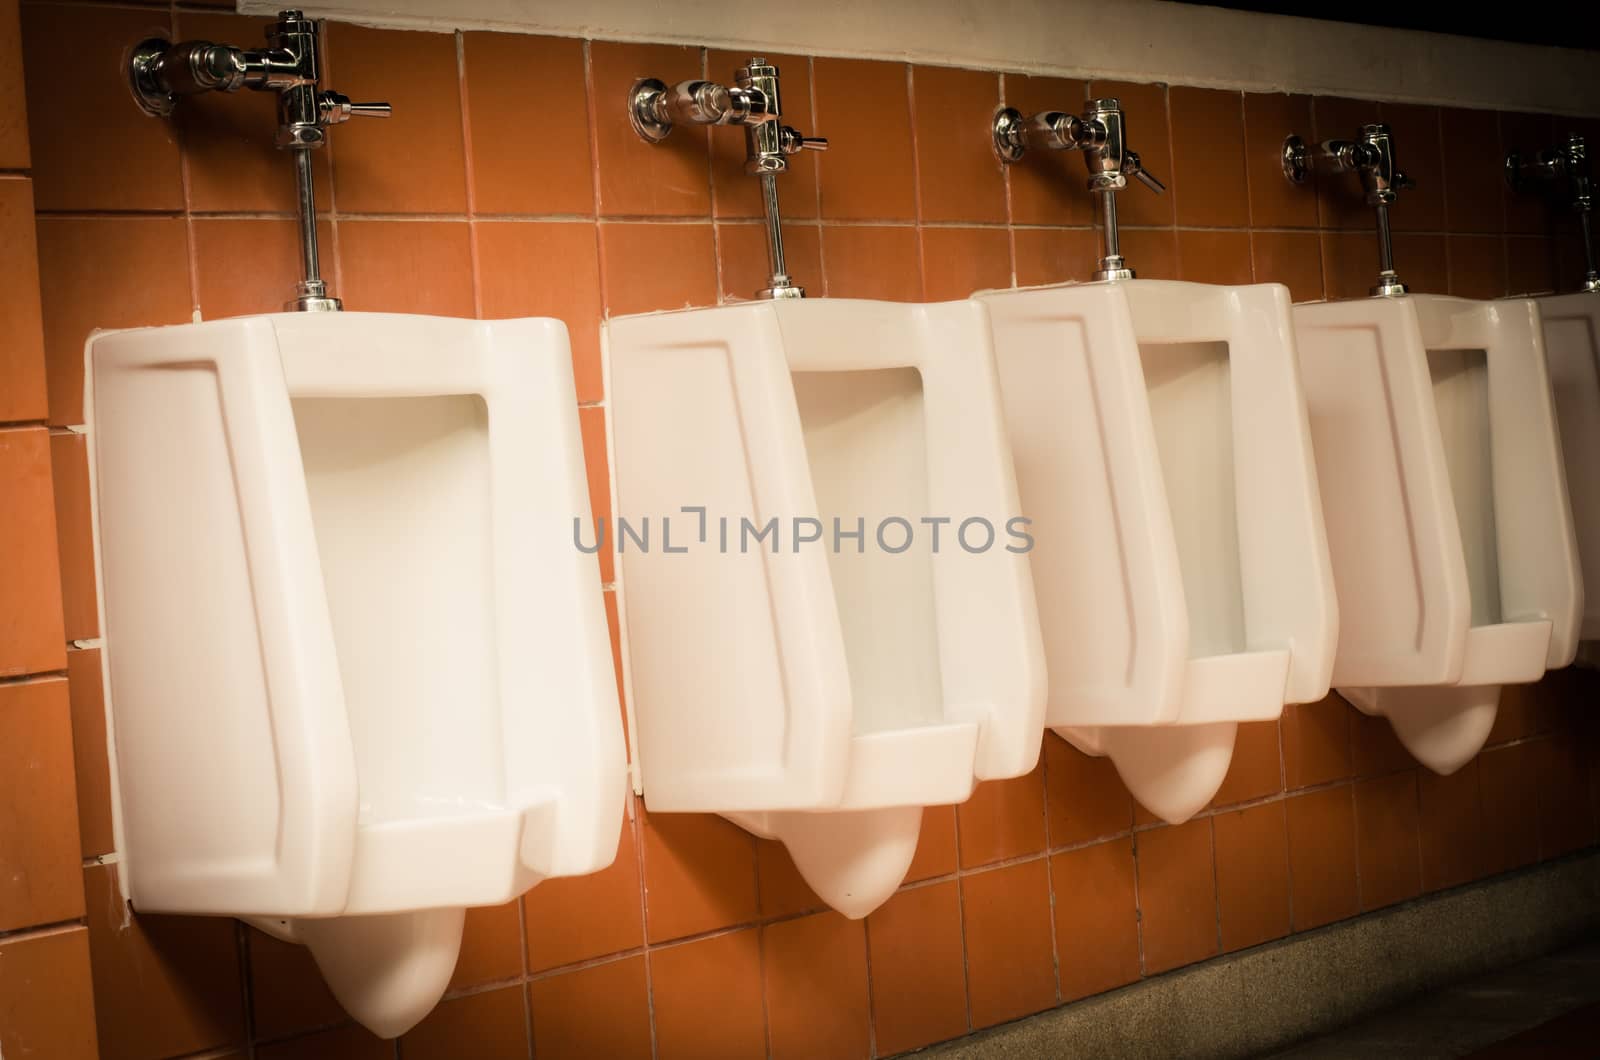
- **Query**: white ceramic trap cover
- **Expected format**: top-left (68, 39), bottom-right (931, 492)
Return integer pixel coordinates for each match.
top-left (1295, 294), bottom-right (1580, 774)
top-left (85, 312), bottom-right (627, 1038)
top-left (975, 279), bottom-right (1338, 824)
top-left (1535, 292), bottom-right (1600, 642)
top-left (605, 297), bottom-right (1046, 918)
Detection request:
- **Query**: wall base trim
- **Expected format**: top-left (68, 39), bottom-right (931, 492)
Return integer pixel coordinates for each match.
top-left (914, 848), bottom-right (1600, 1059)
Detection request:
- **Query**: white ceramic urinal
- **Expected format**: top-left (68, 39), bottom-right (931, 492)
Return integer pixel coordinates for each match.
top-left (1294, 294), bottom-right (1581, 774)
top-left (85, 312), bottom-right (626, 1038)
top-left (605, 298), bottom-right (1045, 918)
top-left (1535, 292), bottom-right (1600, 644)
top-left (975, 280), bottom-right (1338, 824)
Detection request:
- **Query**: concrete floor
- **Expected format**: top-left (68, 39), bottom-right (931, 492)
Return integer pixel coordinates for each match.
top-left (1268, 939), bottom-right (1600, 1058)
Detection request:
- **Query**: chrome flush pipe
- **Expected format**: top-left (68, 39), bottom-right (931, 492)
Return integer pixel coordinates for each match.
top-left (630, 59), bottom-right (827, 298)
top-left (1507, 133), bottom-right (1600, 293)
top-left (127, 10), bottom-right (391, 312)
top-left (992, 98), bottom-right (1165, 281)
top-left (1283, 123), bottom-right (1414, 297)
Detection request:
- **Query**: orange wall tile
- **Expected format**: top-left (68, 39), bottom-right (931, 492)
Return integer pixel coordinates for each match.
top-left (1170, 87), bottom-right (1249, 228)
top-left (1286, 786), bottom-right (1360, 931)
top-left (1282, 694), bottom-right (1353, 790)
top-left (524, 813), bottom-right (641, 971)
top-left (35, 216), bottom-right (193, 426)
top-left (0, 0), bottom-right (30, 170)
top-left (591, 42), bottom-right (711, 218)
top-left (651, 929), bottom-right (765, 1058)
top-left (1044, 734), bottom-right (1134, 847)
top-left (1136, 818), bottom-right (1220, 974)
top-left (717, 221), bottom-right (824, 301)
top-left (0, 427), bottom-right (65, 675)
top-left (192, 218), bottom-right (334, 321)
top-left (867, 880), bottom-right (968, 1053)
top-left (640, 806), bottom-right (758, 943)
top-left (1210, 719), bottom-right (1282, 808)
top-left (961, 859), bottom-right (1057, 1028)
top-left (1051, 837), bottom-right (1141, 1001)
top-left (85, 863), bottom-right (245, 1060)
top-left (8, 11), bottom-right (1600, 1058)
top-left (66, 648), bottom-right (114, 858)
top-left (1354, 770), bottom-right (1423, 909)
top-left (1418, 760), bottom-right (1486, 892)
top-left (921, 225), bottom-right (1012, 300)
top-left (814, 59), bottom-right (916, 221)
top-left (464, 33), bottom-right (594, 216)
top-left (49, 430), bottom-right (98, 642)
top-left (327, 24), bottom-right (469, 215)
top-left (529, 954), bottom-right (652, 1059)
top-left (22, 4), bottom-right (183, 212)
top-left (403, 987), bottom-right (526, 1059)
top-left (913, 66), bottom-right (1007, 224)
top-left (0, 177), bottom-right (47, 423)
top-left (0, 926), bottom-right (98, 1060)
top-left (820, 224), bottom-right (921, 300)
top-left (957, 767), bottom-right (1047, 868)
top-left (1213, 801), bottom-right (1291, 952)
top-left (763, 912), bottom-right (871, 1060)
top-left (338, 219), bottom-right (475, 315)
top-left (0, 676), bottom-right (83, 931)
top-left (1244, 93), bottom-right (1318, 228)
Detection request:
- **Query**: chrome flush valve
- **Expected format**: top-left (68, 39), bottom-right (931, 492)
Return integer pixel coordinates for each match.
top-left (993, 98), bottom-right (1166, 281)
top-left (127, 11), bottom-right (391, 312)
top-left (1507, 133), bottom-right (1599, 293)
top-left (630, 59), bottom-right (828, 298)
top-left (1283, 123), bottom-right (1415, 297)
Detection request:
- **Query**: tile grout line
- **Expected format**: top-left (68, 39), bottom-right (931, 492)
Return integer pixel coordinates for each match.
top-left (455, 30), bottom-right (486, 322)
top-left (906, 62), bottom-right (929, 300)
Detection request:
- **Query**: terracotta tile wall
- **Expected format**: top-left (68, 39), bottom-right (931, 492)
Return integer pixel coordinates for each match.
top-left (0, 0), bottom-right (104, 1057)
top-left (5, 3), bottom-right (1600, 1057)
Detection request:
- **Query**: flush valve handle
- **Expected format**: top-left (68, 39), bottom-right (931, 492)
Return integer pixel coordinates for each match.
top-left (780, 127), bottom-right (829, 155)
top-left (1125, 149), bottom-right (1166, 194)
top-left (318, 91), bottom-right (393, 124)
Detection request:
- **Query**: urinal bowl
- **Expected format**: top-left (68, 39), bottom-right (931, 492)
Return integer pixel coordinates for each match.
top-left (1534, 292), bottom-right (1600, 642)
top-left (1294, 293), bottom-right (1581, 775)
top-left (85, 312), bottom-right (627, 1037)
top-left (975, 279), bottom-right (1337, 824)
top-left (606, 297), bottom-right (1046, 916)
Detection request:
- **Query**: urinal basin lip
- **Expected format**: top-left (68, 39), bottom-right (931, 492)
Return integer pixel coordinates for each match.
top-left (1529, 290), bottom-right (1600, 311)
top-left (607, 295), bottom-right (953, 325)
top-left (834, 722), bottom-right (981, 810)
top-left (977, 277), bottom-right (1286, 297)
top-left (1454, 620), bottom-right (1552, 687)
top-left (95, 308), bottom-right (568, 336)
top-left (1292, 292), bottom-right (1499, 309)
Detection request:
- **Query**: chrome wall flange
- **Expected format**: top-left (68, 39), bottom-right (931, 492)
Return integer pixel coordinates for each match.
top-left (628, 78), bottom-right (674, 143)
top-left (1282, 134), bottom-right (1309, 184)
top-left (128, 37), bottom-right (178, 116)
top-left (992, 106), bottom-right (1028, 163)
